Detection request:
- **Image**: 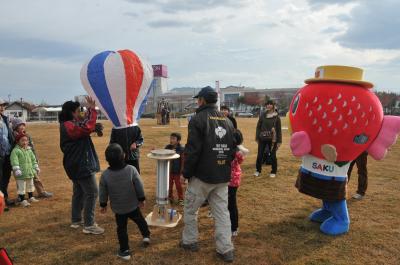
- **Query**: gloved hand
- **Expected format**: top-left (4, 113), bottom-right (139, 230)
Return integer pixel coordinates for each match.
top-left (14, 170), bottom-right (22, 177)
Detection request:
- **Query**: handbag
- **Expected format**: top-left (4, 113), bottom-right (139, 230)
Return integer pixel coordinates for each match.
top-left (259, 116), bottom-right (277, 142)
top-left (264, 151), bottom-right (273, 165)
top-left (262, 143), bottom-right (274, 165)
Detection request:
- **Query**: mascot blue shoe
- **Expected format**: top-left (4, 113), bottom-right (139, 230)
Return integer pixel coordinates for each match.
top-left (319, 200), bottom-right (350, 235)
top-left (310, 201), bottom-right (332, 223)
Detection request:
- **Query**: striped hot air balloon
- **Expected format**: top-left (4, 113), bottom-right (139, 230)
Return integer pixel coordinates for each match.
top-left (80, 50), bottom-right (153, 128)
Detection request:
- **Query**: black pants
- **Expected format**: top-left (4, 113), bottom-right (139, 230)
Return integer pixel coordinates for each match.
top-left (0, 155), bottom-right (12, 199)
top-left (256, 141), bottom-right (277, 174)
top-left (228, 186), bottom-right (238, 232)
top-left (348, 152), bottom-right (368, 195)
top-left (115, 208), bottom-right (150, 252)
top-left (127, 159), bottom-right (140, 174)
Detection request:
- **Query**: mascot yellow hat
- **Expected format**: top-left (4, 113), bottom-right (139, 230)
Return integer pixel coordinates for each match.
top-left (305, 65), bottom-right (374, 89)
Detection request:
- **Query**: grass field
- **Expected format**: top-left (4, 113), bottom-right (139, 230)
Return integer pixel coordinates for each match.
top-left (0, 118), bottom-right (399, 265)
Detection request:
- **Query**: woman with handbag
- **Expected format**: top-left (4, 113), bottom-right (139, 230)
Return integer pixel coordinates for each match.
top-left (254, 100), bottom-right (282, 178)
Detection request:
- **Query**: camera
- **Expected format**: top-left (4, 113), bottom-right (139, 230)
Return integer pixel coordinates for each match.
top-left (95, 123), bottom-right (104, 137)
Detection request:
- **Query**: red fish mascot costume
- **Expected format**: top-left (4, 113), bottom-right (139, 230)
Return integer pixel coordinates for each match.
top-left (289, 65), bottom-right (400, 235)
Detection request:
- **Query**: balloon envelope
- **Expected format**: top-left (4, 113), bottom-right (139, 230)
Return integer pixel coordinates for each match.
top-left (80, 49), bottom-right (153, 128)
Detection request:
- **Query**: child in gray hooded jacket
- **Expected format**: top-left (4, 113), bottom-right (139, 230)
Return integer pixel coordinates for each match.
top-left (99, 143), bottom-right (150, 261)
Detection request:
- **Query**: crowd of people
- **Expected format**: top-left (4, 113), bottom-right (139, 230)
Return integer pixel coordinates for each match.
top-left (0, 87), bottom-right (369, 263)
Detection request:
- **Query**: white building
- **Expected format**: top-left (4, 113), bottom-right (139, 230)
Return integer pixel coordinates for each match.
top-left (30, 106), bottom-right (107, 121)
top-left (4, 101), bottom-right (35, 121)
top-left (30, 106), bottom-right (62, 121)
top-left (221, 86), bottom-right (252, 108)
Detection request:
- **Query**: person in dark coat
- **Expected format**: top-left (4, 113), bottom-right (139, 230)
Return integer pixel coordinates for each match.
top-left (0, 99), bottom-right (14, 210)
top-left (110, 126), bottom-right (143, 174)
top-left (348, 151), bottom-right (368, 199)
top-left (180, 86), bottom-right (235, 263)
top-left (165, 132), bottom-right (185, 205)
top-left (221, 105), bottom-right (237, 129)
top-left (59, 97), bottom-right (104, 235)
top-left (254, 100), bottom-right (282, 178)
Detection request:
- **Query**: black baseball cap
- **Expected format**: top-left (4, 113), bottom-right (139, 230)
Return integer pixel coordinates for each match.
top-left (193, 86), bottom-right (218, 100)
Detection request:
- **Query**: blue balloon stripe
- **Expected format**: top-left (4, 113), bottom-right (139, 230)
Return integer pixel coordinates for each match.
top-left (87, 51), bottom-right (121, 127)
top-left (136, 80), bottom-right (153, 122)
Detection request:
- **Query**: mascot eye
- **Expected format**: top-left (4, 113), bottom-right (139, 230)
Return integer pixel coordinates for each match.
top-left (291, 94), bottom-right (300, 115)
top-left (353, 133), bottom-right (369, 144)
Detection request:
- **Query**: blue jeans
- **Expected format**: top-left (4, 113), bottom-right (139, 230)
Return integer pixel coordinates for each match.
top-left (71, 174), bottom-right (98, 227)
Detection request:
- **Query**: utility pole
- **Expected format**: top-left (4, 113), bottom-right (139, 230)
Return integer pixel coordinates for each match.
top-left (20, 97), bottom-right (23, 119)
top-left (216, 80), bottom-right (221, 110)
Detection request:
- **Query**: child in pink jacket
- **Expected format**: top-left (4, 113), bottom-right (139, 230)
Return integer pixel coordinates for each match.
top-left (229, 130), bottom-right (249, 237)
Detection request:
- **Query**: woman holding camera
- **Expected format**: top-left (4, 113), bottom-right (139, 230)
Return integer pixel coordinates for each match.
top-left (59, 97), bottom-right (104, 235)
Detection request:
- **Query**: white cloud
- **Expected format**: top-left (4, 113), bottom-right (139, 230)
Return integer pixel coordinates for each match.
top-left (334, 1), bottom-right (400, 49)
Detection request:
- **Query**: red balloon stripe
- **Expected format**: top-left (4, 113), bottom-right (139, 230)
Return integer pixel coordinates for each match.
top-left (118, 49), bottom-right (144, 125)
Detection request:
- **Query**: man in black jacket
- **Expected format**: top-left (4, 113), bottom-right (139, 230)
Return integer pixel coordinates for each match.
top-left (180, 87), bottom-right (235, 263)
top-left (110, 126), bottom-right (143, 174)
top-left (0, 99), bottom-right (14, 209)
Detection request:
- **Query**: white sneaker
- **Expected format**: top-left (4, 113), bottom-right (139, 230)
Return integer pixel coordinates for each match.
top-left (142, 237), bottom-right (151, 247)
top-left (117, 250), bottom-right (131, 261)
top-left (20, 200), bottom-right (31, 207)
top-left (269, 173), bottom-right (276, 178)
top-left (232, 231), bottom-right (239, 237)
top-left (254, 171), bottom-right (260, 177)
top-left (70, 221), bottom-right (84, 229)
top-left (29, 197), bottom-right (39, 203)
top-left (83, 224), bottom-right (105, 235)
top-left (352, 193), bottom-right (364, 200)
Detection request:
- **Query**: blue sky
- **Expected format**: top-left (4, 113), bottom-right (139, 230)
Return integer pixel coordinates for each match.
top-left (1, 0), bottom-right (400, 104)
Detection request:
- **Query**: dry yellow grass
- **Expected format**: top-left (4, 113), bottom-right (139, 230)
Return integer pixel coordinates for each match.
top-left (1, 118), bottom-right (399, 265)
